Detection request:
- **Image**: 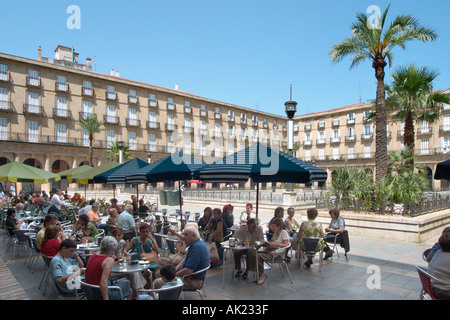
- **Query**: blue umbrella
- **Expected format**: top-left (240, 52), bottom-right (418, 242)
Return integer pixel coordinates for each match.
top-left (434, 158), bottom-right (450, 180)
top-left (93, 158), bottom-right (150, 184)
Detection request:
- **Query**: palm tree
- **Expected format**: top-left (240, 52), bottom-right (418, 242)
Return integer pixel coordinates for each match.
top-left (105, 141), bottom-right (133, 162)
top-left (330, 4), bottom-right (438, 181)
top-left (77, 115), bottom-right (105, 166)
top-left (386, 65), bottom-right (450, 157)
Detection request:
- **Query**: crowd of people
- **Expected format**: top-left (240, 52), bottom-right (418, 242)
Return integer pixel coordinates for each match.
top-left (3, 188), bottom-right (449, 300)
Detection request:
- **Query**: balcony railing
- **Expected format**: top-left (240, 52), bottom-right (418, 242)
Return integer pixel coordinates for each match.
top-left (361, 133), bottom-right (373, 140)
top-left (0, 101), bottom-right (15, 112)
top-left (0, 72), bottom-right (11, 83)
top-left (103, 115), bottom-right (120, 125)
top-left (165, 124), bottom-right (178, 131)
top-left (345, 135), bottom-right (356, 142)
top-left (126, 118), bottom-right (141, 127)
top-left (167, 103), bottom-right (176, 111)
top-left (52, 108), bottom-right (72, 119)
top-left (79, 112), bottom-right (96, 120)
top-left (23, 104), bottom-right (45, 116)
top-left (200, 110), bottom-right (208, 117)
top-left (214, 113), bottom-right (221, 120)
top-left (128, 95), bottom-right (139, 104)
top-left (26, 76), bottom-right (42, 88)
top-left (106, 92), bottom-right (118, 101)
top-left (439, 125), bottom-right (450, 133)
top-left (146, 121), bottom-right (160, 130)
top-left (417, 128), bottom-right (432, 135)
top-left (55, 82), bottom-right (70, 93)
top-left (82, 87), bottom-right (95, 97)
top-left (148, 100), bottom-right (158, 108)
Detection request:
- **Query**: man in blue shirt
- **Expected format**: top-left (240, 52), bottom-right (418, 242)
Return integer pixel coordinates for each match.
top-left (176, 226), bottom-right (210, 290)
top-left (118, 204), bottom-right (136, 240)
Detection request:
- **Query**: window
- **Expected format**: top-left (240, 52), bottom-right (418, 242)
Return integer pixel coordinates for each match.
top-left (215, 107), bottom-right (221, 119)
top-left (128, 109), bottom-right (137, 126)
top-left (83, 81), bottom-right (92, 95)
top-left (57, 76), bottom-right (67, 91)
top-left (28, 70), bottom-right (39, 86)
top-left (167, 135), bottom-right (174, 153)
top-left (215, 123), bottom-right (221, 138)
top-left (148, 134), bottom-right (156, 152)
top-left (55, 124), bottom-right (67, 143)
top-left (184, 117), bottom-right (191, 133)
top-left (240, 113), bottom-right (247, 124)
top-left (227, 125), bottom-right (235, 139)
top-left (184, 101), bottom-right (191, 113)
top-left (318, 118), bottom-right (325, 128)
top-left (305, 149), bottom-right (311, 161)
top-left (106, 105), bottom-right (116, 123)
top-left (167, 97), bottom-right (174, 110)
top-left (82, 101), bottom-right (93, 119)
top-left (149, 94), bottom-right (157, 107)
top-left (363, 125), bottom-right (372, 139)
top-left (214, 141), bottom-right (221, 157)
top-left (0, 88), bottom-right (8, 109)
top-left (0, 64), bottom-right (8, 81)
top-left (252, 115), bottom-right (258, 125)
top-left (200, 120), bottom-right (206, 135)
top-left (304, 132), bottom-right (312, 145)
top-left (332, 129), bottom-right (340, 142)
top-left (148, 111), bottom-right (157, 128)
top-left (347, 113), bottom-right (355, 123)
top-left (444, 116), bottom-right (450, 131)
top-left (348, 127), bottom-right (355, 140)
top-left (106, 129), bottom-right (115, 148)
top-left (227, 140), bottom-right (234, 155)
top-left (364, 144), bottom-right (371, 158)
top-left (82, 130), bottom-right (89, 147)
top-left (200, 140), bottom-right (206, 156)
top-left (107, 86), bottom-right (116, 100)
top-left (228, 110), bottom-right (234, 121)
top-left (129, 90), bottom-right (137, 103)
top-left (27, 92), bottom-right (39, 113)
top-left (128, 132), bottom-right (137, 150)
top-left (184, 137), bottom-right (191, 154)
top-left (56, 97), bottom-right (68, 117)
top-left (167, 114), bottom-right (175, 130)
top-left (318, 148), bottom-right (325, 160)
top-left (200, 104), bottom-right (207, 117)
top-left (27, 120), bottom-right (39, 142)
top-left (441, 136), bottom-right (450, 153)
top-left (421, 120), bottom-right (430, 133)
top-left (333, 147), bottom-right (339, 160)
top-left (0, 117), bottom-right (7, 140)
top-left (348, 145), bottom-right (354, 159)
top-left (421, 139), bottom-right (429, 155)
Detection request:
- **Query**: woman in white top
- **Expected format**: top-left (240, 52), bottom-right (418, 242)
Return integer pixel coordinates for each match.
top-left (239, 203), bottom-right (255, 225)
top-left (248, 218), bottom-right (289, 285)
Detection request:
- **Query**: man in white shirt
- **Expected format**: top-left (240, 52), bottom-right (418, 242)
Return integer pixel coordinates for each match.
top-left (118, 204), bottom-right (136, 240)
top-left (49, 189), bottom-right (66, 219)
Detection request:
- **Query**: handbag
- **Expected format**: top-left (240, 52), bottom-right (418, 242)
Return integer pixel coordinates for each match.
top-left (207, 242), bottom-right (220, 264)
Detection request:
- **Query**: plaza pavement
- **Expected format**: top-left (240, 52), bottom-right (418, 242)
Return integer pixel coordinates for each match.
top-left (0, 200), bottom-right (441, 301)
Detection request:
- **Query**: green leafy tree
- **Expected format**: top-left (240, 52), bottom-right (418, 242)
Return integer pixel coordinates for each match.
top-left (77, 115), bottom-right (105, 166)
top-left (330, 5), bottom-right (438, 181)
top-left (105, 141), bottom-right (133, 162)
top-left (386, 65), bottom-right (450, 157)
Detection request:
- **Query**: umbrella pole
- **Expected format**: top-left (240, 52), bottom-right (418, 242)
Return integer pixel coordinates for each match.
top-left (179, 181), bottom-right (184, 230)
top-left (113, 184), bottom-right (116, 200)
top-left (84, 185), bottom-right (87, 200)
top-left (256, 182), bottom-right (259, 223)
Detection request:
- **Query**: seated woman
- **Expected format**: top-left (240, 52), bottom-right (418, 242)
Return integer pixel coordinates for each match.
top-left (266, 207), bottom-right (286, 241)
top-left (85, 236), bottom-right (131, 300)
top-left (74, 213), bottom-right (99, 243)
top-left (285, 207), bottom-right (301, 248)
top-left (138, 199), bottom-right (150, 219)
top-left (297, 208), bottom-right (332, 267)
top-left (41, 225), bottom-right (66, 258)
top-left (49, 239), bottom-right (85, 295)
top-left (208, 208), bottom-right (227, 267)
top-left (106, 198), bottom-right (123, 215)
top-left (197, 207), bottom-right (212, 232)
top-left (239, 203), bottom-right (255, 225)
top-left (428, 230), bottom-right (450, 299)
top-left (248, 218), bottom-right (289, 285)
top-left (324, 208), bottom-right (345, 260)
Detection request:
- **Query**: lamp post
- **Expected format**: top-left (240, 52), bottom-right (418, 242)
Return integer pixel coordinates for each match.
top-left (285, 85), bottom-right (297, 191)
top-left (117, 140), bottom-right (125, 164)
top-left (147, 151), bottom-right (152, 164)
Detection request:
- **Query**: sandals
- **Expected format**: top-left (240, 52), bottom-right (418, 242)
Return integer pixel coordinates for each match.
top-left (235, 270), bottom-right (243, 277)
top-left (323, 251), bottom-right (333, 260)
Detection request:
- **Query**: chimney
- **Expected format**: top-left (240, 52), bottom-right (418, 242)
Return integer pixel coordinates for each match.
top-left (175, 83), bottom-right (179, 90)
top-left (110, 69), bottom-right (115, 76)
top-left (115, 71), bottom-right (120, 77)
top-left (37, 46), bottom-right (42, 61)
top-left (86, 57), bottom-right (91, 67)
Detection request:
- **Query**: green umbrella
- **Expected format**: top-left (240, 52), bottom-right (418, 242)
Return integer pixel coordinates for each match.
top-left (0, 161), bottom-right (60, 184)
top-left (57, 165), bottom-right (94, 180)
top-left (69, 161), bottom-right (120, 185)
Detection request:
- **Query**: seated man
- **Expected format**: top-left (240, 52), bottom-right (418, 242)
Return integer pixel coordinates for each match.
top-left (176, 226), bottom-right (210, 290)
top-left (118, 204), bottom-right (136, 241)
top-left (49, 239), bottom-right (85, 295)
top-left (5, 208), bottom-right (24, 235)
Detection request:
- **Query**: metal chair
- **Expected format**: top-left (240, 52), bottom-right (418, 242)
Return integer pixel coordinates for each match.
top-left (7, 229), bottom-right (30, 259)
top-left (181, 265), bottom-right (210, 300)
top-left (79, 280), bottom-right (125, 300)
top-left (137, 282), bottom-right (183, 300)
top-left (298, 237), bottom-right (325, 273)
top-left (422, 248), bottom-right (432, 262)
top-left (265, 244), bottom-right (293, 286)
top-left (416, 265), bottom-right (450, 300)
top-left (324, 230), bottom-right (350, 261)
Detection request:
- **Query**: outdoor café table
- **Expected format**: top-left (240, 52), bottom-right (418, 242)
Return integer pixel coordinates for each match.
top-left (77, 243), bottom-right (100, 253)
top-left (221, 241), bottom-right (251, 289)
top-left (111, 261), bottom-right (151, 274)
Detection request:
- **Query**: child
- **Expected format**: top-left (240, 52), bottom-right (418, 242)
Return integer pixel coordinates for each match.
top-left (139, 264), bottom-right (183, 300)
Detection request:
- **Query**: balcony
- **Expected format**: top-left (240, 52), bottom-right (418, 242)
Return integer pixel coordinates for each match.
top-left (0, 101), bottom-right (15, 113)
top-left (167, 103), bottom-right (176, 111)
top-left (228, 116), bottom-right (235, 122)
top-left (103, 115), bottom-right (120, 125)
top-left (440, 125), bottom-right (450, 134)
top-left (345, 135), bottom-right (356, 142)
top-left (330, 137), bottom-right (341, 144)
top-left (240, 118), bottom-right (247, 125)
top-left (184, 107), bottom-right (192, 114)
top-left (316, 138), bottom-right (326, 145)
top-left (200, 110), bottom-right (208, 117)
top-left (55, 82), bottom-right (70, 93)
top-left (106, 92), bottom-right (118, 101)
top-left (361, 133), bottom-right (373, 140)
top-left (148, 100), bottom-right (158, 108)
top-left (165, 124), bottom-right (178, 131)
top-left (79, 112), bottom-right (96, 120)
top-left (0, 72), bottom-right (11, 84)
top-left (417, 128), bottom-right (432, 136)
top-left (317, 122), bottom-right (325, 129)
top-left (128, 95), bottom-right (139, 105)
top-left (303, 140), bottom-right (312, 146)
top-left (126, 118), bottom-right (141, 128)
top-left (183, 126), bottom-right (194, 134)
top-left (82, 87), bottom-right (95, 97)
top-left (146, 121), bottom-right (160, 130)
top-left (52, 108), bottom-right (72, 120)
top-left (214, 112), bottom-right (221, 120)
top-left (23, 104), bottom-right (45, 116)
top-left (347, 118), bottom-right (355, 125)
top-left (26, 76), bottom-right (43, 88)
top-left (304, 124), bottom-right (311, 131)
top-left (332, 119), bottom-right (340, 127)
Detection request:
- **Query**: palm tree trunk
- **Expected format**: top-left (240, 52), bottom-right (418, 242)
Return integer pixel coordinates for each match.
top-left (403, 111), bottom-right (415, 157)
top-left (373, 59), bottom-right (388, 182)
top-left (89, 135), bottom-right (94, 166)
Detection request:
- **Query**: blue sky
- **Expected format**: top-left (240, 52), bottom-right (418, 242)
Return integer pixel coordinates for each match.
top-left (1, 0), bottom-right (449, 117)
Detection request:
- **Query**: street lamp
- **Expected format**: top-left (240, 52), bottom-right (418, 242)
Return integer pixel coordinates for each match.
top-left (147, 151), bottom-right (152, 164)
top-left (285, 85), bottom-right (297, 191)
top-left (117, 140), bottom-right (125, 164)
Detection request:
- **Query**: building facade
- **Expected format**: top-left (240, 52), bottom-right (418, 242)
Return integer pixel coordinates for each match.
top-left (0, 46), bottom-right (449, 192)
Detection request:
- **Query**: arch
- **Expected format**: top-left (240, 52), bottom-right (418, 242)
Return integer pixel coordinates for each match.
top-left (51, 159), bottom-right (70, 173)
top-left (426, 166), bottom-right (433, 191)
top-left (0, 157), bottom-right (11, 166)
top-left (23, 158), bottom-right (43, 169)
top-left (79, 160), bottom-right (90, 166)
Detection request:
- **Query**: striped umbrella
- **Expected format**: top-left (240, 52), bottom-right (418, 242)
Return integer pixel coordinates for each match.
top-left (196, 142), bottom-right (327, 220)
